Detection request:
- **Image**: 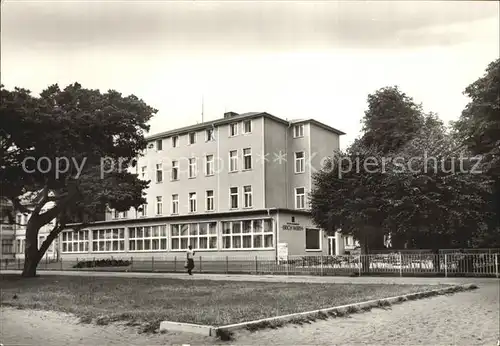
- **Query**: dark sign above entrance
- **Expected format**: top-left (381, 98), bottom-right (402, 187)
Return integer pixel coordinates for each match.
top-left (282, 222), bottom-right (304, 231)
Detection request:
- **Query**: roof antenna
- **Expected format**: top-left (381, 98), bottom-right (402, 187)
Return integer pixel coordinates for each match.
top-left (201, 95), bottom-right (204, 123)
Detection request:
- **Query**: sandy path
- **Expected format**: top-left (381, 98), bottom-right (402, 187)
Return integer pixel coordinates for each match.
top-left (1, 279), bottom-right (498, 346)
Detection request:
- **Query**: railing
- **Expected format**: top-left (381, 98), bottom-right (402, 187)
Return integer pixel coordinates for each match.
top-left (2, 253), bottom-right (499, 278)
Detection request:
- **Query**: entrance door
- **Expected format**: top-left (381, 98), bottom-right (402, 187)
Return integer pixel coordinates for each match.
top-left (328, 237), bottom-right (336, 256)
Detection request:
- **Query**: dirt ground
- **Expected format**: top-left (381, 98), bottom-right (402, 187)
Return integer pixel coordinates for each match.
top-left (1, 278), bottom-right (498, 346)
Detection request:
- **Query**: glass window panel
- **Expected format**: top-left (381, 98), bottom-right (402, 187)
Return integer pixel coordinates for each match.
top-left (78, 231), bottom-right (84, 240)
top-left (171, 225), bottom-right (179, 236)
top-left (160, 239), bottom-right (167, 250)
top-left (191, 237), bottom-right (199, 249)
top-left (263, 219), bottom-right (272, 232)
top-left (105, 241), bottom-right (111, 251)
top-left (63, 243), bottom-right (67, 252)
top-left (144, 239), bottom-right (151, 250)
top-left (144, 227), bottom-right (151, 238)
top-left (73, 242), bottom-right (78, 249)
top-left (209, 222), bottom-right (217, 234)
top-left (68, 243), bottom-right (72, 251)
top-left (253, 235), bottom-right (263, 248)
top-left (160, 225), bottom-right (167, 237)
top-left (84, 231), bottom-right (89, 240)
top-left (264, 235), bottom-right (273, 248)
top-left (119, 229), bottom-right (124, 238)
top-left (63, 233), bottom-right (67, 241)
top-left (137, 227), bottom-right (143, 238)
top-left (93, 230), bottom-right (98, 240)
top-left (223, 236), bottom-right (231, 249)
top-left (199, 237), bottom-right (208, 249)
top-left (92, 242), bottom-right (98, 251)
top-left (189, 224), bottom-right (198, 235)
top-left (152, 239), bottom-right (159, 250)
top-left (85, 242), bottom-right (89, 251)
top-left (181, 238), bottom-right (188, 249)
top-left (68, 233), bottom-right (73, 241)
top-left (242, 220), bottom-right (251, 233)
top-left (209, 237), bottom-right (217, 249)
top-left (79, 242), bottom-right (84, 252)
top-left (253, 220), bottom-right (263, 232)
top-left (119, 240), bottom-right (124, 250)
top-left (129, 241), bottom-right (136, 251)
top-left (171, 238), bottom-right (179, 250)
top-left (232, 222), bottom-right (241, 234)
top-left (137, 240), bottom-right (143, 250)
top-left (199, 223), bottom-right (207, 235)
top-left (232, 236), bottom-right (241, 248)
top-left (222, 222), bottom-right (231, 234)
top-left (180, 224), bottom-right (188, 236)
top-left (112, 241), bottom-right (118, 251)
top-left (129, 228), bottom-right (136, 239)
top-left (242, 235), bottom-right (252, 248)
top-left (152, 226), bottom-right (159, 237)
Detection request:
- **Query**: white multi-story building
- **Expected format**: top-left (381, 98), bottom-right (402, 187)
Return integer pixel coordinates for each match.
top-left (59, 111), bottom-right (356, 259)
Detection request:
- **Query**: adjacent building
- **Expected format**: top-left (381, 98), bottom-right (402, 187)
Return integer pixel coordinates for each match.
top-left (57, 111), bottom-right (357, 260)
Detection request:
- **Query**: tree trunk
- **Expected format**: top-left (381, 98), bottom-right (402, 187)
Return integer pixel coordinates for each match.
top-left (21, 223), bottom-right (42, 277)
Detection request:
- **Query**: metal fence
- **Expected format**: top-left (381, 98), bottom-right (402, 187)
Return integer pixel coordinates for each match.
top-left (3, 253), bottom-right (499, 278)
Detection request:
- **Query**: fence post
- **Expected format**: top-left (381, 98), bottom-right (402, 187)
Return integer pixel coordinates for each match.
top-left (444, 254), bottom-right (448, 277)
top-left (399, 252), bottom-right (402, 277)
top-left (495, 254), bottom-right (499, 278)
top-left (199, 256), bottom-right (202, 273)
top-left (226, 256), bottom-right (229, 274)
top-left (130, 256), bottom-right (133, 270)
top-left (255, 256), bottom-right (258, 274)
top-left (152, 256), bottom-right (154, 272)
top-left (60, 257), bottom-right (63, 270)
top-left (358, 254), bottom-right (362, 276)
top-left (320, 255), bottom-right (324, 276)
top-left (76, 257), bottom-right (79, 270)
top-left (174, 256), bottom-right (177, 272)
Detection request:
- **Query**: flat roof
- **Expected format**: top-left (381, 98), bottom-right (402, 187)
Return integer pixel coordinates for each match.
top-left (146, 112), bottom-right (345, 141)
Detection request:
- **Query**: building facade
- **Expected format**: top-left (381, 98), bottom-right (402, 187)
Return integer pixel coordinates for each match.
top-left (58, 112), bottom-right (357, 260)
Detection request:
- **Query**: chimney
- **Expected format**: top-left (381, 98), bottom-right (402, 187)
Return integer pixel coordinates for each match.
top-left (224, 111), bottom-right (239, 118)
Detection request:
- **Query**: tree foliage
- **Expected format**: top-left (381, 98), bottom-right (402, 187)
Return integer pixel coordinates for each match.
top-left (0, 83), bottom-right (157, 276)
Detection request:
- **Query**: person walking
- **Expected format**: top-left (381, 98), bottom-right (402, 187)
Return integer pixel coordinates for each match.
top-left (186, 245), bottom-right (195, 275)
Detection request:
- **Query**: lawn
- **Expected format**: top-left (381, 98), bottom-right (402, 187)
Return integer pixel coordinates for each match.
top-left (0, 274), bottom-right (444, 329)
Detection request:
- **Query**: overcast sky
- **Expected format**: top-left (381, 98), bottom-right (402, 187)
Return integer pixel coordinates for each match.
top-left (2, 0), bottom-right (498, 148)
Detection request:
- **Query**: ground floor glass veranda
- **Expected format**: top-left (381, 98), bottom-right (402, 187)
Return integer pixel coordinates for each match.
top-left (57, 209), bottom-right (353, 260)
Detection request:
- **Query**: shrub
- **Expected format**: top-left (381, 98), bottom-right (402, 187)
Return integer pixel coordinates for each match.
top-left (73, 259), bottom-right (131, 268)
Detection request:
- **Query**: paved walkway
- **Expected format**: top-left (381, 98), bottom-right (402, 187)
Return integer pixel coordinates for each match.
top-left (2, 269), bottom-right (498, 285)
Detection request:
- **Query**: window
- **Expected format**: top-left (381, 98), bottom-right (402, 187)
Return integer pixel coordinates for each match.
top-left (91, 228), bottom-right (125, 252)
top-left (229, 150), bottom-right (238, 172)
top-left (293, 124), bottom-right (304, 138)
top-left (156, 163), bottom-right (163, 183)
top-left (172, 136), bottom-right (178, 148)
top-left (114, 210), bottom-right (120, 219)
top-left (306, 228), bottom-right (321, 250)
top-left (243, 148), bottom-right (252, 170)
top-left (189, 192), bottom-right (197, 213)
top-left (205, 155), bottom-right (214, 176)
top-left (206, 190), bottom-right (214, 211)
top-left (295, 152), bottom-right (305, 173)
top-left (156, 139), bottom-right (163, 151)
top-left (230, 187), bottom-right (239, 209)
top-left (206, 128), bottom-right (215, 141)
top-left (16, 238), bottom-right (25, 253)
top-left (138, 204), bottom-right (147, 217)
top-left (129, 225), bottom-right (167, 251)
top-left (156, 196), bottom-right (163, 215)
top-left (141, 166), bottom-right (147, 179)
top-left (171, 161), bottom-right (179, 180)
top-left (244, 185), bottom-right (252, 208)
top-left (243, 120), bottom-right (252, 133)
top-left (189, 132), bottom-right (196, 144)
top-left (1, 239), bottom-right (14, 255)
top-left (171, 222), bottom-right (218, 250)
top-left (122, 211), bottom-right (128, 219)
top-left (62, 230), bottom-right (89, 253)
top-left (222, 219), bottom-right (273, 249)
top-left (295, 187), bottom-right (305, 209)
top-left (188, 158), bottom-right (197, 178)
top-left (229, 123), bottom-right (238, 136)
top-left (171, 194), bottom-right (179, 214)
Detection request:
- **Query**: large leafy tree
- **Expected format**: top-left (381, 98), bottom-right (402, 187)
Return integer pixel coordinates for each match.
top-left (453, 58), bottom-right (500, 241)
top-left (0, 83), bottom-right (156, 276)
